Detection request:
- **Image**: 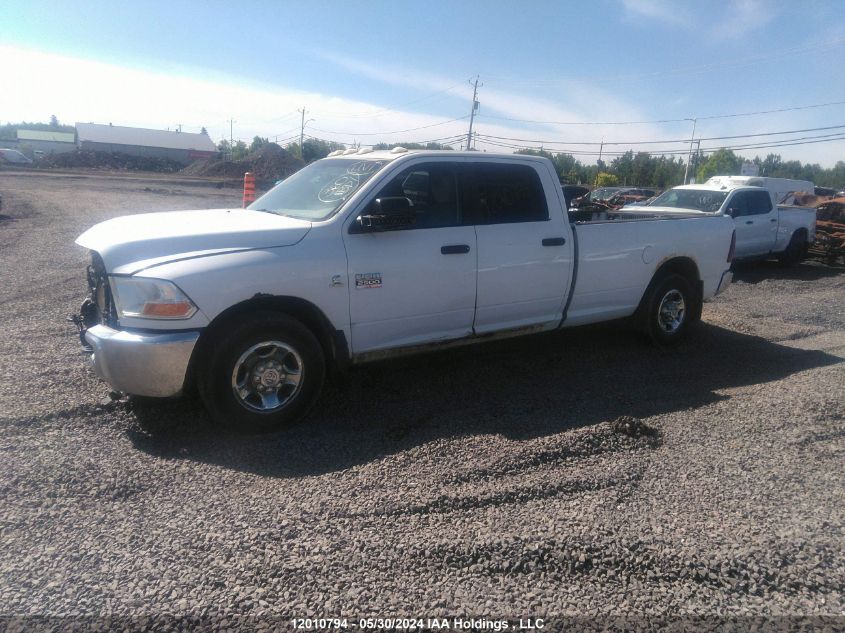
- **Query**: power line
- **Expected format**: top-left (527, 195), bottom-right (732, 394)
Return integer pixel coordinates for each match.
top-left (310, 84), bottom-right (465, 119)
top-left (304, 132), bottom-right (467, 148)
top-left (473, 131), bottom-right (845, 157)
top-left (473, 123), bottom-right (845, 147)
top-left (308, 115), bottom-right (469, 137)
top-left (267, 125), bottom-right (302, 140)
top-left (475, 98), bottom-right (845, 126)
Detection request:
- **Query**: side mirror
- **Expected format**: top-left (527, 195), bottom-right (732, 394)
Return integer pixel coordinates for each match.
top-left (727, 207), bottom-right (740, 218)
top-left (357, 197), bottom-right (416, 230)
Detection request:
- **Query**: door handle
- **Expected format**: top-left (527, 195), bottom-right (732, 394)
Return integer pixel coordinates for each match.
top-left (441, 244), bottom-right (470, 254)
top-left (745, 221), bottom-right (753, 225)
top-left (770, 218), bottom-right (777, 222)
top-left (542, 237), bottom-right (567, 246)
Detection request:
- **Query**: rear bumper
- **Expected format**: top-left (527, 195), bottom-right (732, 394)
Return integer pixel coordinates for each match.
top-left (715, 270), bottom-right (733, 296)
top-left (84, 324), bottom-right (199, 397)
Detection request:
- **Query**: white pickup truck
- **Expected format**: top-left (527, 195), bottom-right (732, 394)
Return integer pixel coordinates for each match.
top-left (633, 176), bottom-right (816, 265)
top-left (75, 150), bottom-right (735, 432)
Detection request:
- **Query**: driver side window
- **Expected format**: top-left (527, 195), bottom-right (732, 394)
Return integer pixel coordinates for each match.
top-left (365, 163), bottom-right (461, 230)
top-left (729, 192), bottom-right (749, 217)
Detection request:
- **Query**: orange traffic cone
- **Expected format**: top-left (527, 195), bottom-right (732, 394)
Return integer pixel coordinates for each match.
top-left (243, 171), bottom-right (256, 208)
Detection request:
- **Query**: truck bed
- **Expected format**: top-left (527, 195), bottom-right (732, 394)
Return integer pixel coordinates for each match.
top-left (564, 210), bottom-right (734, 327)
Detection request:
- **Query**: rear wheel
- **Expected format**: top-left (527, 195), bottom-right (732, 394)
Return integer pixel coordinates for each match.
top-left (639, 273), bottom-right (695, 346)
top-left (197, 312), bottom-right (325, 433)
top-left (778, 231), bottom-right (806, 267)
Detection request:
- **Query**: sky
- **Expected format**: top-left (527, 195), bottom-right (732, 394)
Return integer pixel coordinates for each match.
top-left (1, 0), bottom-right (844, 166)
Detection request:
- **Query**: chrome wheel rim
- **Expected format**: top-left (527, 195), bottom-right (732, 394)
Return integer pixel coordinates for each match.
top-left (231, 341), bottom-right (303, 412)
top-left (657, 289), bottom-right (686, 334)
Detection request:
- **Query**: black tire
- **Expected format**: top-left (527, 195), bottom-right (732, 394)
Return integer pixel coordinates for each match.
top-left (778, 231), bottom-right (806, 267)
top-left (639, 273), bottom-right (695, 346)
top-left (197, 312), bottom-right (325, 433)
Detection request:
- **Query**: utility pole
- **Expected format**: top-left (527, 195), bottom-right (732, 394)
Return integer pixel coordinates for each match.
top-left (466, 76), bottom-right (481, 151)
top-left (691, 138), bottom-right (701, 183)
top-left (225, 118), bottom-right (236, 161)
top-left (298, 107), bottom-right (310, 159)
top-left (176, 123), bottom-right (182, 133)
top-left (683, 118), bottom-right (697, 184)
top-left (594, 138), bottom-right (604, 187)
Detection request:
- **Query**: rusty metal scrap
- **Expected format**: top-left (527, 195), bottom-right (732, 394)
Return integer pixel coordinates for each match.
top-left (809, 197), bottom-right (845, 264)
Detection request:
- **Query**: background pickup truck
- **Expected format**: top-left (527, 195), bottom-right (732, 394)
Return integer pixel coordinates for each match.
top-left (75, 150), bottom-right (735, 432)
top-left (631, 176), bottom-right (817, 265)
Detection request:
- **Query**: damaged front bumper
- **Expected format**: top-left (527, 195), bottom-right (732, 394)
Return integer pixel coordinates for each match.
top-left (84, 325), bottom-right (199, 397)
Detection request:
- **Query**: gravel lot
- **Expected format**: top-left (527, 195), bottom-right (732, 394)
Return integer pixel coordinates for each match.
top-left (1, 170), bottom-right (843, 630)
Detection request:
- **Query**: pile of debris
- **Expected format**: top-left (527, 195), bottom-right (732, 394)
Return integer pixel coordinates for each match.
top-left (811, 197), bottom-right (845, 264)
top-left (182, 144), bottom-right (304, 182)
top-left (36, 150), bottom-right (184, 173)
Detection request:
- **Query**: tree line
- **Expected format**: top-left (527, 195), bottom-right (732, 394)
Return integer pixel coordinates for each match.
top-left (0, 116), bottom-right (75, 141)
top-left (516, 148), bottom-right (845, 189)
top-left (5, 118), bottom-right (841, 189)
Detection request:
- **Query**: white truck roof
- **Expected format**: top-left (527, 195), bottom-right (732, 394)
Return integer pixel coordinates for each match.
top-left (705, 176), bottom-right (814, 204)
top-left (325, 149), bottom-right (538, 161)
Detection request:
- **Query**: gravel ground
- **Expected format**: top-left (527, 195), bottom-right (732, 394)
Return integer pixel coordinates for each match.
top-left (1, 171), bottom-right (843, 630)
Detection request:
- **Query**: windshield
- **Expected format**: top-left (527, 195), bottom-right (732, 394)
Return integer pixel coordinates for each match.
top-left (248, 158), bottom-right (389, 220)
top-left (647, 188), bottom-right (729, 213)
top-left (590, 187), bottom-right (624, 201)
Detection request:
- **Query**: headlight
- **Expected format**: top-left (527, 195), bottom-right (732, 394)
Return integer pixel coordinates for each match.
top-left (109, 277), bottom-right (198, 320)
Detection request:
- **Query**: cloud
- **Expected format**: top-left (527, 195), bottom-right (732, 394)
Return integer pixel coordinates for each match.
top-left (710, 0), bottom-right (774, 39)
top-left (620, 0), bottom-right (689, 25)
top-left (0, 45), bottom-right (470, 146)
top-left (316, 49), bottom-right (673, 148)
top-left (1, 44), bottom-right (840, 166)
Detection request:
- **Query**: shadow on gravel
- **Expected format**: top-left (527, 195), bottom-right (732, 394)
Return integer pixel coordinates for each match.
top-left (126, 321), bottom-right (841, 478)
top-left (732, 259), bottom-right (845, 284)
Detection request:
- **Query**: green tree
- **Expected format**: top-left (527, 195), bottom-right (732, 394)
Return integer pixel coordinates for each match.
top-left (372, 142), bottom-right (454, 151)
top-left (696, 149), bottom-right (743, 182)
top-left (200, 126), bottom-right (208, 135)
top-left (286, 139), bottom-right (346, 163)
top-left (595, 172), bottom-right (619, 187)
top-left (249, 136), bottom-right (269, 153)
top-left (231, 140), bottom-right (248, 160)
top-left (0, 120), bottom-right (74, 140)
top-left (217, 139), bottom-right (247, 160)
top-left (49, 114), bottom-right (59, 127)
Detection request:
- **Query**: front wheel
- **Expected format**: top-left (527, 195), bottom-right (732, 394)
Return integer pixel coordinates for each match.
top-left (639, 274), bottom-right (695, 346)
top-left (197, 312), bottom-right (326, 433)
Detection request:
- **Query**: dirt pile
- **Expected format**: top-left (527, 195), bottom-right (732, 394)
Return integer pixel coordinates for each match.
top-left (36, 150), bottom-right (184, 173)
top-left (182, 143), bottom-right (304, 181)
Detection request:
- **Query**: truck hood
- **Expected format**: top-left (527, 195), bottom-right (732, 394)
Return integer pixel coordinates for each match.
top-left (76, 208), bottom-right (312, 274)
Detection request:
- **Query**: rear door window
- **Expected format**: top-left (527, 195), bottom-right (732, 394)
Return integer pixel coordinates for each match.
top-left (466, 163), bottom-right (549, 224)
top-left (746, 190), bottom-right (773, 215)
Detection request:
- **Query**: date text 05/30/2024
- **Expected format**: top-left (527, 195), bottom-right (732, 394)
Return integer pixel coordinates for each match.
top-left (291, 617), bottom-right (545, 630)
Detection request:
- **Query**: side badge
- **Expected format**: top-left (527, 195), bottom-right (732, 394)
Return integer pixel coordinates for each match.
top-left (355, 273), bottom-right (382, 289)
